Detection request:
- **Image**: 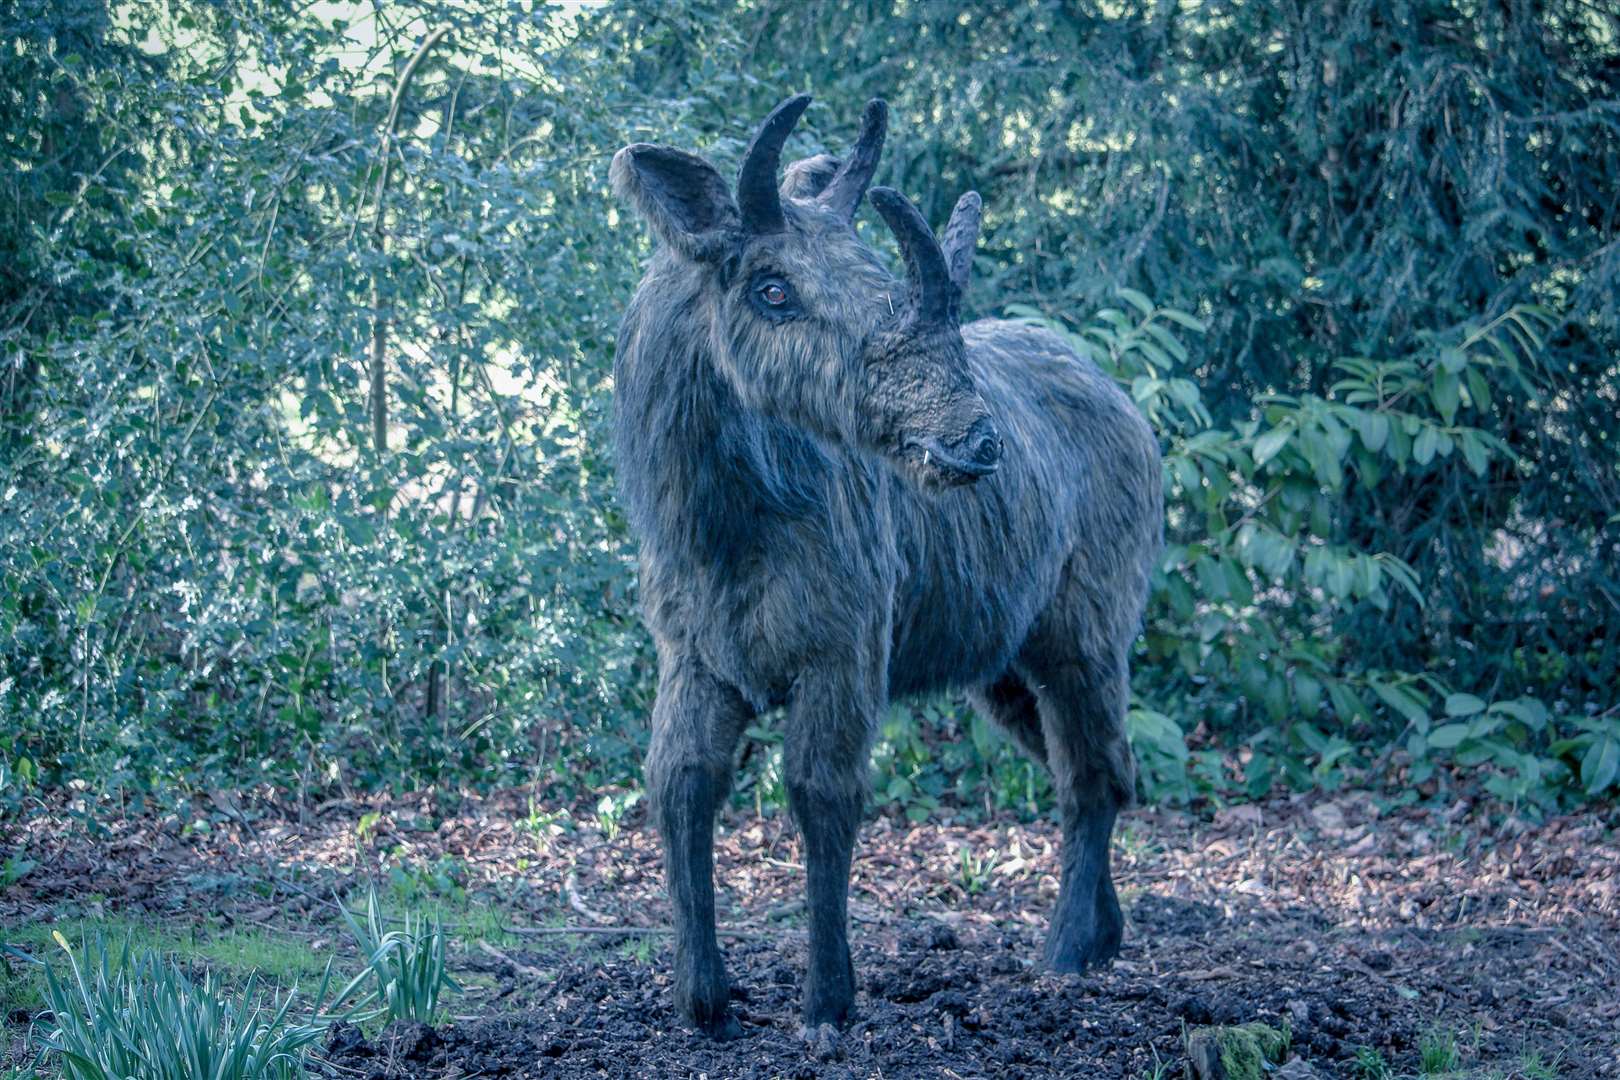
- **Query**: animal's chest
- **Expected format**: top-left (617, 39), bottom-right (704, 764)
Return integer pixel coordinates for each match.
top-left (883, 481), bottom-right (1062, 695)
top-left (646, 523), bottom-right (899, 709)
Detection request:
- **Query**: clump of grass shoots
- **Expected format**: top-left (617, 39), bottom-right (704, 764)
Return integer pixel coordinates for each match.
top-left (1419, 1025), bottom-right (1462, 1074)
top-left (27, 933), bottom-right (330, 1080)
top-left (338, 887), bottom-right (459, 1024)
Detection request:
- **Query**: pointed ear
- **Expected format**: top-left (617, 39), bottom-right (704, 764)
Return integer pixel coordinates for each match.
top-left (941, 192), bottom-right (982, 294)
top-left (610, 143), bottom-right (739, 262)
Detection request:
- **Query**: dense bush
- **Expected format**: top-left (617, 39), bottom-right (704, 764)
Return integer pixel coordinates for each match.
top-left (2, 1), bottom-right (1616, 813)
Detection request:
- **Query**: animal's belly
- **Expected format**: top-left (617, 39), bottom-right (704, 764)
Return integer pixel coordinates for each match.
top-left (887, 583), bottom-right (1031, 696)
top-left (676, 528), bottom-right (1047, 706)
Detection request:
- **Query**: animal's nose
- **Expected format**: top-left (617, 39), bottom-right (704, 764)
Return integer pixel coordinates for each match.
top-left (965, 418), bottom-right (1002, 471)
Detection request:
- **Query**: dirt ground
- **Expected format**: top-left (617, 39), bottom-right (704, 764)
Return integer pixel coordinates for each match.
top-left (4, 788), bottom-right (1618, 1078)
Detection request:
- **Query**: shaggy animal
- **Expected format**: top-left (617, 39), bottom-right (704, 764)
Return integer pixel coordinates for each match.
top-left (610, 95), bottom-right (1162, 1039)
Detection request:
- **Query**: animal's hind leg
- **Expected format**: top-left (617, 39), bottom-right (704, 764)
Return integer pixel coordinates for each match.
top-left (968, 671), bottom-right (1047, 766)
top-left (1021, 649), bottom-right (1133, 973)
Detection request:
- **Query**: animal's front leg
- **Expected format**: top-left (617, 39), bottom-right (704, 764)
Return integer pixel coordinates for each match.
top-left (784, 674), bottom-right (876, 1031)
top-left (645, 655), bottom-right (752, 1039)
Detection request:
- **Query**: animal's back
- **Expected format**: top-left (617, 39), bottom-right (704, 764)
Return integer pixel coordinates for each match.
top-left (886, 318), bottom-right (1162, 694)
top-left (973, 317), bottom-right (1164, 655)
top-left (967, 317), bottom-right (1161, 549)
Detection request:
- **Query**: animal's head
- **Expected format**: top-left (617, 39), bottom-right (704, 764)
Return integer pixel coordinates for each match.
top-left (611, 94), bottom-right (998, 489)
top-left (858, 187), bottom-right (999, 489)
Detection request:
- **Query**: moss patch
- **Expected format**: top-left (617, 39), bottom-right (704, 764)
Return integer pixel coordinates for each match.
top-left (1185, 1021), bottom-right (1292, 1079)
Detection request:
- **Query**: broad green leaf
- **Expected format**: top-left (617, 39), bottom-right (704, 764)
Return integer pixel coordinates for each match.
top-left (1372, 681), bottom-right (1429, 726)
top-left (1357, 410), bottom-right (1390, 452)
top-left (1581, 735), bottom-right (1620, 795)
top-left (1413, 425), bottom-right (1439, 465)
top-left (1427, 723), bottom-right (1470, 749)
top-left (1432, 371), bottom-right (1460, 424)
top-left (1116, 286), bottom-right (1154, 315)
top-left (1253, 425), bottom-right (1292, 467)
top-left (1158, 308), bottom-right (1208, 333)
top-left (1489, 699), bottom-right (1548, 731)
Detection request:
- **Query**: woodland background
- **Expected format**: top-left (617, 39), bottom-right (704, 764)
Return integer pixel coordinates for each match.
top-left (3, 0), bottom-right (1618, 823)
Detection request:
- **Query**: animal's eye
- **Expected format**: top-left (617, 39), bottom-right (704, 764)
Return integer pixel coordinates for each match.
top-left (758, 280), bottom-right (789, 306)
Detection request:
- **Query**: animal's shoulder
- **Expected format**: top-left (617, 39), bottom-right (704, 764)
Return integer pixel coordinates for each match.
top-left (963, 317), bottom-right (1159, 465)
top-left (963, 318), bottom-right (1123, 404)
top-left (962, 317), bottom-right (1076, 357)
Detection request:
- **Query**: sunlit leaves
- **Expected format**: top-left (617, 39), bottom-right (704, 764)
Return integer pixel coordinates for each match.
top-left (3, 0), bottom-right (1614, 820)
top-left (1, 0), bottom-right (655, 796)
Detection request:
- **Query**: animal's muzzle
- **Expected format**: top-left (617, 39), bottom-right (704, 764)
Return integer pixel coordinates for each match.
top-left (960, 417), bottom-right (1002, 474)
top-left (920, 416), bottom-right (1001, 480)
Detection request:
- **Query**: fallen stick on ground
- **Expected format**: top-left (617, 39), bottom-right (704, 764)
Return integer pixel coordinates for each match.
top-left (564, 870), bottom-right (614, 925)
top-left (477, 940), bottom-right (548, 979)
top-left (502, 923), bottom-right (803, 939)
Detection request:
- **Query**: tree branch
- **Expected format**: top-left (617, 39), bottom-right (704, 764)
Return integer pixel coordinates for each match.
top-left (369, 26), bottom-right (451, 456)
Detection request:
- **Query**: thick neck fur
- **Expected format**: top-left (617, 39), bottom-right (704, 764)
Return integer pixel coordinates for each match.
top-left (614, 253), bottom-right (835, 580)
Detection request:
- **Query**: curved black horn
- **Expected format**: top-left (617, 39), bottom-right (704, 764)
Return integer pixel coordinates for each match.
top-left (870, 186), bottom-right (954, 326)
top-left (818, 98), bottom-right (888, 221)
top-left (941, 191), bottom-right (982, 294)
top-left (737, 93), bottom-right (811, 234)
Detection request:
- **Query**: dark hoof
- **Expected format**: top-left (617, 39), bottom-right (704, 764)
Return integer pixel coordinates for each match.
top-left (800, 1022), bottom-right (843, 1061)
top-left (1044, 879), bottom-right (1124, 973)
top-left (676, 963), bottom-right (739, 1039)
top-left (801, 993), bottom-right (855, 1031)
top-left (1043, 922), bottom-right (1122, 973)
top-left (802, 960), bottom-right (855, 1030)
top-left (800, 952), bottom-right (855, 1036)
top-left (699, 1009), bottom-right (744, 1041)
top-left (679, 988), bottom-right (741, 1040)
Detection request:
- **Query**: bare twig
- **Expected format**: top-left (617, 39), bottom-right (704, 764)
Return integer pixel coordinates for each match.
top-left (564, 871), bottom-right (613, 925)
top-left (503, 924), bottom-right (802, 940)
top-left (477, 940), bottom-right (547, 979)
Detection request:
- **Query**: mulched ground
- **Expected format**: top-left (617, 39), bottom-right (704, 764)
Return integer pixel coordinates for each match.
top-left (4, 787), bottom-right (1617, 1077)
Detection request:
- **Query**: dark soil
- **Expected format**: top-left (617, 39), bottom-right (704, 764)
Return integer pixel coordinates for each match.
top-left (315, 802), bottom-right (1617, 1078)
top-left (323, 891), bottom-right (1615, 1078)
top-left (6, 790), bottom-right (1617, 1078)
top-left (326, 908), bottom-right (1416, 1079)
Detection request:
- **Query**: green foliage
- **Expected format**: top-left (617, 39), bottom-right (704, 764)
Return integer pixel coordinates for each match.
top-left (869, 702), bottom-right (1049, 822)
top-left (2, 0), bottom-right (660, 800)
top-left (1420, 1026), bottom-right (1463, 1075)
top-left (337, 888), bottom-right (459, 1024)
top-left (24, 934), bottom-right (330, 1080)
top-left (956, 842), bottom-right (999, 895)
top-left (1, 0), bottom-right (1615, 813)
top-left (1354, 1047), bottom-right (1397, 1080)
top-left (593, 790), bottom-right (642, 841)
top-left (2, 916), bottom-right (334, 1026)
top-left (1185, 1021), bottom-right (1291, 1080)
top-left (1007, 296), bottom-right (1617, 809)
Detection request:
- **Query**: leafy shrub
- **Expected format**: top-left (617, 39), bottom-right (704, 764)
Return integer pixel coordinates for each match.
top-left (1, 0), bottom-right (1614, 814)
top-left (869, 702), bottom-right (1050, 822)
top-left (1009, 295), bottom-right (1619, 810)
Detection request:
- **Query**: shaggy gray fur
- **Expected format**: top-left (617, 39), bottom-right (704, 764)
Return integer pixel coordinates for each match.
top-left (609, 96), bottom-right (1162, 1039)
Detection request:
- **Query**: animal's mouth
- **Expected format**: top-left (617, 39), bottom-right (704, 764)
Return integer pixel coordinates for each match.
top-left (898, 436), bottom-right (998, 490)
